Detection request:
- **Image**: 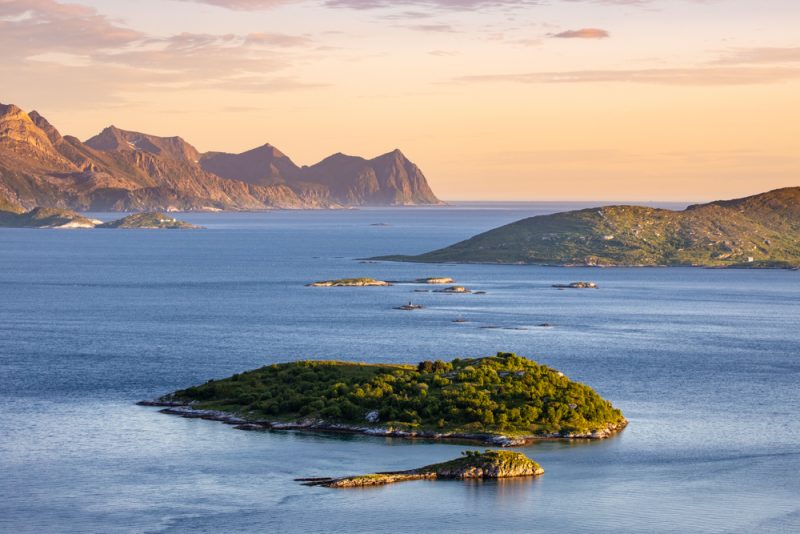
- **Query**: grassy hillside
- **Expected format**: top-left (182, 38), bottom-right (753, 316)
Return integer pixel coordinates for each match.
top-left (162, 352), bottom-right (626, 438)
top-left (377, 187), bottom-right (800, 267)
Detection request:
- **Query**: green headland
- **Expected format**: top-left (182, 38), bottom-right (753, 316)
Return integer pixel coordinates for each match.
top-left (0, 207), bottom-right (99, 228)
top-left (375, 187), bottom-right (800, 268)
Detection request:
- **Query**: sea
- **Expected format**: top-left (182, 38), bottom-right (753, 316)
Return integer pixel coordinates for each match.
top-left (1, 202), bottom-right (798, 533)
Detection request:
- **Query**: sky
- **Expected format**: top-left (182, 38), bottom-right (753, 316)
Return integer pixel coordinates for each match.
top-left (1, 0), bottom-right (799, 201)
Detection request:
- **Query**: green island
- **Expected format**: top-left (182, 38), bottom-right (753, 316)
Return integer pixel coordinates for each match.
top-left (96, 212), bottom-right (199, 229)
top-left (375, 187), bottom-right (800, 268)
top-left (142, 352), bottom-right (627, 445)
top-left (307, 277), bottom-right (390, 287)
top-left (0, 206), bottom-right (199, 229)
top-left (298, 450), bottom-right (543, 488)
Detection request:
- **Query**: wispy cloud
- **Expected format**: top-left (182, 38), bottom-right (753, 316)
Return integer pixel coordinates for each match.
top-left (324, 0), bottom-right (534, 7)
top-left (1, 0), bottom-right (322, 107)
top-left (551, 28), bottom-right (610, 39)
top-left (405, 23), bottom-right (457, 32)
top-left (179, 0), bottom-right (540, 10)
top-left (175, 0), bottom-right (693, 10)
top-left (457, 67), bottom-right (800, 85)
top-left (175, 0), bottom-right (295, 9)
top-left (712, 46), bottom-right (800, 65)
top-left (0, 0), bottom-right (142, 58)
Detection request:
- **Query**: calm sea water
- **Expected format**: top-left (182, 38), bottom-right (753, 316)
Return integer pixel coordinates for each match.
top-left (1, 203), bottom-right (799, 534)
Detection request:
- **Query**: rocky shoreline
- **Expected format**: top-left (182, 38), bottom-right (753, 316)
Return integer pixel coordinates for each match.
top-left (137, 400), bottom-right (628, 446)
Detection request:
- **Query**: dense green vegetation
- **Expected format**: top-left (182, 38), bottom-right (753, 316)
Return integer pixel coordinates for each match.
top-left (376, 187), bottom-right (800, 267)
top-left (166, 352), bottom-right (625, 437)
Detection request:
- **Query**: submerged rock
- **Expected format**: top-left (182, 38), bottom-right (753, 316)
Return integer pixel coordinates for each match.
top-left (394, 302), bottom-right (424, 310)
top-left (416, 277), bottom-right (455, 284)
top-left (434, 285), bottom-right (471, 293)
top-left (552, 282), bottom-right (597, 289)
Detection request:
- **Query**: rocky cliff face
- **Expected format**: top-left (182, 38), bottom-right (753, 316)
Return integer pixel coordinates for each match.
top-left (200, 144), bottom-right (302, 186)
top-left (201, 145), bottom-right (442, 206)
top-left (0, 102), bottom-right (442, 211)
top-left (302, 149), bottom-right (441, 206)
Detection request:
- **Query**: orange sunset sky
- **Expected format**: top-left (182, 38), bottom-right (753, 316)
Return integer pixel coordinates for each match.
top-left (2, 0), bottom-right (799, 201)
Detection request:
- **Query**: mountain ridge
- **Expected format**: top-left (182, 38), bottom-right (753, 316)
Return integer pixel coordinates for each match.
top-left (0, 103), bottom-right (442, 211)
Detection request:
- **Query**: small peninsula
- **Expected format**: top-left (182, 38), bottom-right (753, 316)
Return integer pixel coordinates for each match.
top-left (141, 352), bottom-right (627, 446)
top-left (0, 207), bottom-right (198, 229)
top-left (307, 277), bottom-right (390, 287)
top-left (298, 450), bottom-right (543, 488)
top-left (375, 187), bottom-right (800, 268)
top-left (0, 207), bottom-right (100, 228)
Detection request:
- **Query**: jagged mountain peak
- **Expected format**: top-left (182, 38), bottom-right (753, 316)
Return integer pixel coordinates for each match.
top-left (86, 126), bottom-right (200, 162)
top-left (371, 148), bottom-right (414, 165)
top-left (0, 103), bottom-right (24, 116)
top-left (0, 103), bottom-right (62, 155)
top-left (28, 111), bottom-right (63, 145)
top-left (0, 103), bottom-right (34, 128)
top-left (199, 142), bottom-right (301, 186)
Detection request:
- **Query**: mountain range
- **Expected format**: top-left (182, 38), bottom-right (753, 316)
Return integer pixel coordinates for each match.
top-left (0, 103), bottom-right (441, 212)
top-left (377, 187), bottom-right (800, 268)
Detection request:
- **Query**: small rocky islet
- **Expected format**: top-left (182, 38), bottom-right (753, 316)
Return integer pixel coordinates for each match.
top-left (553, 282), bottom-right (598, 289)
top-left (306, 277), bottom-right (391, 287)
top-left (416, 277), bottom-right (455, 284)
top-left (307, 276), bottom-right (461, 288)
top-left (297, 450), bottom-right (543, 488)
top-left (394, 302), bottom-right (424, 310)
top-left (434, 285), bottom-right (471, 293)
top-left (95, 212), bottom-right (199, 229)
